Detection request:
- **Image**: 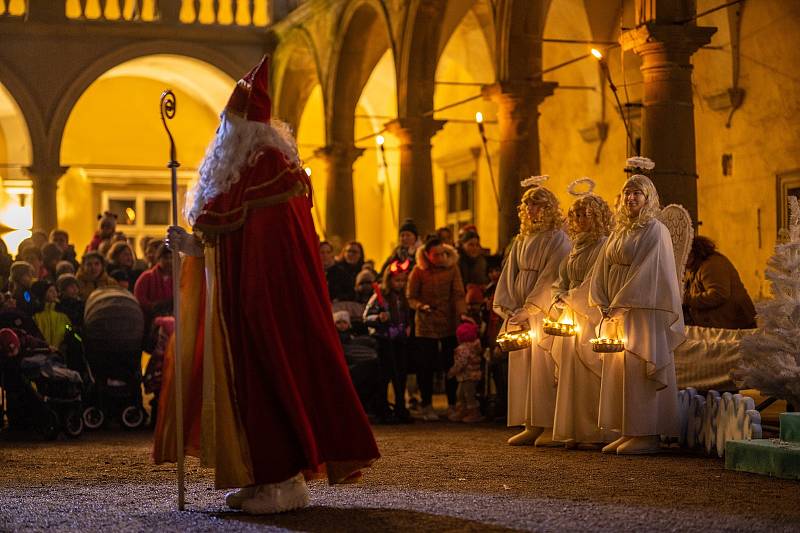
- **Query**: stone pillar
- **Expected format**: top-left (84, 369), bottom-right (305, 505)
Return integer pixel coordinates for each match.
top-left (26, 165), bottom-right (67, 233)
top-left (384, 117), bottom-right (445, 237)
top-left (482, 80), bottom-right (557, 250)
top-left (314, 143), bottom-right (363, 246)
top-left (621, 21), bottom-right (716, 222)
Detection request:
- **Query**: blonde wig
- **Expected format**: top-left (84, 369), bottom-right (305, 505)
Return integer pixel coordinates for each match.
top-left (518, 186), bottom-right (564, 236)
top-left (616, 174), bottom-right (661, 231)
top-left (567, 194), bottom-right (615, 241)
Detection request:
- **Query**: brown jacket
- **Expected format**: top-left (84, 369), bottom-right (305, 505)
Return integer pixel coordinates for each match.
top-left (407, 245), bottom-right (466, 339)
top-left (684, 253), bottom-right (756, 329)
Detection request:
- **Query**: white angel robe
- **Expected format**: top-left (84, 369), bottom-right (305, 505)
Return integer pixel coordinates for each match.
top-left (550, 234), bottom-right (618, 443)
top-left (494, 229), bottom-right (571, 428)
top-left (589, 219), bottom-right (684, 437)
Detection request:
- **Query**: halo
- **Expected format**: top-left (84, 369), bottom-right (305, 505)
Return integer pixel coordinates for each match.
top-left (625, 156), bottom-right (655, 171)
top-left (521, 175), bottom-right (549, 189)
top-left (568, 177), bottom-right (596, 197)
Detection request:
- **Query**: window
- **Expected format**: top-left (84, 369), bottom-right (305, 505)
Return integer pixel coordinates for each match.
top-left (103, 191), bottom-right (173, 255)
top-left (445, 175), bottom-right (475, 233)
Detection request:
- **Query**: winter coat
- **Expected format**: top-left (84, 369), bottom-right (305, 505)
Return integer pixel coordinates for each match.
top-left (33, 302), bottom-right (72, 349)
top-left (327, 260), bottom-right (363, 302)
top-left (363, 289), bottom-right (410, 340)
top-left (379, 243), bottom-right (420, 275)
top-left (56, 297), bottom-right (84, 330)
top-left (133, 263), bottom-right (173, 316)
top-left (406, 244), bottom-right (466, 339)
top-left (684, 253), bottom-right (756, 329)
top-left (458, 252), bottom-right (488, 288)
top-left (448, 339), bottom-right (482, 382)
top-left (76, 268), bottom-right (116, 301)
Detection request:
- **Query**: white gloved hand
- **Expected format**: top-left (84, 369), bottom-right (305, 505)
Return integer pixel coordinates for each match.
top-left (166, 226), bottom-right (203, 257)
top-left (509, 308), bottom-right (530, 325)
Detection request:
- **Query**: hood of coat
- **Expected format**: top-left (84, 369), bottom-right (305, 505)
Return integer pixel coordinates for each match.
top-left (415, 243), bottom-right (458, 271)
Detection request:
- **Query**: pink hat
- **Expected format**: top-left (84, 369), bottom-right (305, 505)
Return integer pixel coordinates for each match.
top-left (456, 321), bottom-right (479, 344)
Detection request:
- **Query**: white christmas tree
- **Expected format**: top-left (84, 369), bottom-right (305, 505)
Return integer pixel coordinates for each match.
top-left (737, 196), bottom-right (800, 407)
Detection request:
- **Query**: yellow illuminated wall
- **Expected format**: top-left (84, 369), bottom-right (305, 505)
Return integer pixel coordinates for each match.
top-left (60, 73), bottom-right (222, 251)
top-left (296, 84), bottom-right (327, 238)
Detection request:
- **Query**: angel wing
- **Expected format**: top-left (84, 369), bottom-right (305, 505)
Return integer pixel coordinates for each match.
top-left (657, 204), bottom-right (694, 297)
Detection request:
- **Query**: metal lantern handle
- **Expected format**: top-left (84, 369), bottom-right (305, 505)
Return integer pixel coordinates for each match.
top-left (547, 299), bottom-right (574, 322)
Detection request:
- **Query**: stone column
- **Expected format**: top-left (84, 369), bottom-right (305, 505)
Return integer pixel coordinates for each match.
top-left (384, 117), bottom-right (445, 237)
top-left (482, 80), bottom-right (557, 250)
top-left (621, 22), bottom-right (715, 222)
top-left (26, 165), bottom-right (67, 233)
top-left (314, 143), bottom-right (364, 246)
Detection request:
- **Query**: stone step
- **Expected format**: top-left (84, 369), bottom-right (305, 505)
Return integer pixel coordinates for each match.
top-left (725, 439), bottom-right (800, 480)
top-left (780, 412), bottom-right (800, 443)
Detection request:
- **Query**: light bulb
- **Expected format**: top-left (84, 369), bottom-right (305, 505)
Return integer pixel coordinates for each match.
top-left (475, 111), bottom-right (483, 124)
top-left (591, 48), bottom-right (603, 60)
top-left (376, 134), bottom-right (385, 146)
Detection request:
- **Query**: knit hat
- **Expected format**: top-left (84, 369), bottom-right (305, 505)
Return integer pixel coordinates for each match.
top-left (355, 268), bottom-right (376, 286)
top-left (56, 273), bottom-right (79, 294)
top-left (332, 310), bottom-right (351, 326)
top-left (456, 321), bottom-right (479, 344)
top-left (465, 284), bottom-right (485, 305)
top-left (399, 218), bottom-right (418, 237)
top-left (459, 228), bottom-right (480, 244)
top-left (0, 328), bottom-right (20, 356)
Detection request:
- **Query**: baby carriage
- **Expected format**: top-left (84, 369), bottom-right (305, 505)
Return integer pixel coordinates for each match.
top-left (82, 288), bottom-right (146, 429)
top-left (0, 328), bottom-right (84, 439)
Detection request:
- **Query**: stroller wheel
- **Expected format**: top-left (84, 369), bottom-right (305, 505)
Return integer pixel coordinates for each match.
top-left (39, 409), bottom-right (60, 441)
top-left (121, 406), bottom-right (145, 429)
top-left (64, 410), bottom-right (83, 438)
top-left (83, 407), bottom-right (105, 430)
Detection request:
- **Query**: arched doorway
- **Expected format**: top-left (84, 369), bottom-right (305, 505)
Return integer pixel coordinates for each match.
top-left (0, 82), bottom-right (33, 253)
top-left (60, 54), bottom-right (234, 252)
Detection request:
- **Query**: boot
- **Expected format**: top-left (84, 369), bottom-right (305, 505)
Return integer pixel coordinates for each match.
top-left (241, 473), bottom-right (309, 514)
top-left (616, 435), bottom-right (661, 455)
top-left (225, 486), bottom-right (256, 510)
top-left (507, 426), bottom-right (542, 446)
top-left (461, 407), bottom-right (485, 423)
top-left (602, 436), bottom-right (631, 454)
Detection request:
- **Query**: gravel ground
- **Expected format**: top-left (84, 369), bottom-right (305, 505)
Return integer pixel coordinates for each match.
top-left (1, 423), bottom-right (799, 532)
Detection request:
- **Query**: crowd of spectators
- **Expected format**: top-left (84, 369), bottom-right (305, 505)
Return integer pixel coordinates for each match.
top-left (325, 219), bottom-right (505, 425)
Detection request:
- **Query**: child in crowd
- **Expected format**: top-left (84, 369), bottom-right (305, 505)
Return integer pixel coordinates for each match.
top-left (56, 274), bottom-right (84, 329)
top-left (364, 259), bottom-right (412, 422)
top-left (333, 310), bottom-right (384, 421)
top-left (9, 261), bottom-right (36, 316)
top-left (448, 321), bottom-right (484, 423)
top-left (31, 279), bottom-right (71, 350)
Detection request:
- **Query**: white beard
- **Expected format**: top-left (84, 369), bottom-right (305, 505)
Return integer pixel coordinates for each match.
top-left (184, 111), bottom-right (300, 225)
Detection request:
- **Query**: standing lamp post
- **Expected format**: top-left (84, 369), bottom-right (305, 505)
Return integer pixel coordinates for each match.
top-left (475, 112), bottom-right (500, 211)
top-left (591, 48), bottom-right (638, 157)
top-left (159, 89), bottom-right (185, 511)
top-left (376, 134), bottom-right (398, 230)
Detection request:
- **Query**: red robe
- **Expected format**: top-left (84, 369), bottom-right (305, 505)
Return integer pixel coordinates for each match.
top-left (154, 146), bottom-right (379, 487)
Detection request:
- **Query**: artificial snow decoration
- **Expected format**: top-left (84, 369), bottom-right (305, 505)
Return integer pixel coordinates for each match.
top-left (567, 177), bottom-right (596, 197)
top-left (736, 196), bottom-right (800, 408)
top-left (625, 156), bottom-right (655, 171)
top-left (520, 175), bottom-right (549, 188)
top-left (677, 388), bottom-right (762, 457)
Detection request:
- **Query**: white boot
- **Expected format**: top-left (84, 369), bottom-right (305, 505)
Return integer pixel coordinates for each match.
top-left (616, 435), bottom-right (661, 455)
top-left (534, 428), bottom-right (560, 447)
top-left (241, 473), bottom-right (309, 514)
top-left (225, 486), bottom-right (256, 509)
top-left (601, 436), bottom-right (630, 454)
top-left (507, 426), bottom-right (542, 446)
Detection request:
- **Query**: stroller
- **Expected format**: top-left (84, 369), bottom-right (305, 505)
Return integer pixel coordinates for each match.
top-left (0, 329), bottom-right (84, 439)
top-left (82, 288), bottom-right (146, 429)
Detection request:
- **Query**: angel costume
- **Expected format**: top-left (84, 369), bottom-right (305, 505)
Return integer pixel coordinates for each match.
top-left (550, 232), bottom-right (618, 444)
top-left (589, 216), bottom-right (683, 438)
top-left (494, 228), bottom-right (570, 430)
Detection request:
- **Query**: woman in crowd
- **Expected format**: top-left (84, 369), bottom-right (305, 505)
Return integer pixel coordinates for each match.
top-left (549, 188), bottom-right (617, 448)
top-left (106, 241), bottom-right (142, 290)
top-left (493, 181), bottom-right (570, 446)
top-left (76, 251), bottom-right (116, 301)
top-left (457, 228), bottom-right (488, 288)
top-left (380, 219), bottom-right (421, 275)
top-left (133, 243), bottom-right (173, 319)
top-left (589, 171), bottom-right (683, 455)
top-left (327, 241), bottom-right (365, 302)
top-left (406, 236), bottom-right (466, 421)
top-left (683, 236), bottom-right (756, 329)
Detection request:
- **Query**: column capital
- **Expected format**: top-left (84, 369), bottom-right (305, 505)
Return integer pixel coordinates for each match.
top-left (481, 80), bottom-right (558, 108)
top-left (24, 165), bottom-right (69, 184)
top-left (384, 117), bottom-right (446, 145)
top-left (620, 23), bottom-right (716, 56)
top-left (313, 143), bottom-right (364, 166)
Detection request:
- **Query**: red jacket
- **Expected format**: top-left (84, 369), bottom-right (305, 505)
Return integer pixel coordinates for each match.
top-left (133, 264), bottom-right (172, 314)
